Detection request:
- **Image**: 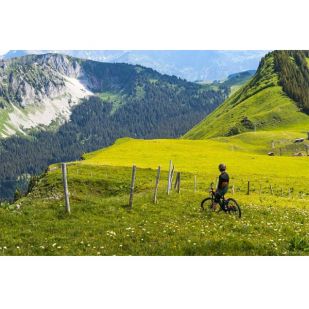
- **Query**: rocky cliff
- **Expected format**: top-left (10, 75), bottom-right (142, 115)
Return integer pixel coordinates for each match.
top-left (0, 54), bottom-right (92, 137)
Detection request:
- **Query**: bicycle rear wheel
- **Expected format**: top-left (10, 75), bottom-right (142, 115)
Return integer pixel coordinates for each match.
top-left (226, 198), bottom-right (241, 218)
top-left (201, 197), bottom-right (221, 213)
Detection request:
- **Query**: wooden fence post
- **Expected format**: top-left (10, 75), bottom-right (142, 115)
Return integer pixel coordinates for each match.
top-left (194, 175), bottom-right (197, 193)
top-left (153, 166), bottom-right (161, 204)
top-left (174, 172), bottom-right (178, 189)
top-left (170, 165), bottom-right (175, 188)
top-left (247, 181), bottom-right (250, 195)
top-left (129, 165), bottom-right (136, 208)
top-left (279, 148), bottom-right (282, 156)
top-left (167, 160), bottom-right (173, 195)
top-left (232, 185), bottom-right (235, 195)
top-left (176, 172), bottom-right (181, 193)
top-left (61, 163), bottom-right (70, 214)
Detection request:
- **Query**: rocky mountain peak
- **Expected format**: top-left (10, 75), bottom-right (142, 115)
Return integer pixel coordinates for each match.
top-left (0, 54), bottom-right (92, 137)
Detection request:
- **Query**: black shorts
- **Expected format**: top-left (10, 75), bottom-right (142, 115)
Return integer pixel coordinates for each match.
top-left (214, 187), bottom-right (228, 203)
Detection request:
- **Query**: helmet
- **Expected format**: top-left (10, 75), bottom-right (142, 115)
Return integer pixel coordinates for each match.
top-left (218, 163), bottom-right (226, 172)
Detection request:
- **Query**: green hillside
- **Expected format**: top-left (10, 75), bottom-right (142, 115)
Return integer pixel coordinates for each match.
top-left (0, 137), bottom-right (308, 256)
top-left (184, 51), bottom-right (309, 140)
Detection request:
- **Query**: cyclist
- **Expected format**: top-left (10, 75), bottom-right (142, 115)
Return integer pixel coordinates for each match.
top-left (213, 163), bottom-right (229, 209)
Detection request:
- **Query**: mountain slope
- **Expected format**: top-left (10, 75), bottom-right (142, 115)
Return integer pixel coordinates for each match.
top-left (0, 53), bottom-right (229, 138)
top-left (0, 54), bottom-right (227, 199)
top-left (184, 51), bottom-right (309, 140)
top-left (3, 50), bottom-right (267, 81)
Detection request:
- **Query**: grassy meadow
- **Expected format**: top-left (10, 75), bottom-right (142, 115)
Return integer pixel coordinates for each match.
top-left (82, 138), bottom-right (309, 194)
top-left (0, 137), bottom-right (308, 256)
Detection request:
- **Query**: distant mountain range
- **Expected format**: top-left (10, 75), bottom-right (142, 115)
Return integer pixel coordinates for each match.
top-left (1, 50), bottom-right (268, 82)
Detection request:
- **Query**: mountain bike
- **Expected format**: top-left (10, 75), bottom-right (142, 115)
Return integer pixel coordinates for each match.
top-left (201, 189), bottom-right (241, 218)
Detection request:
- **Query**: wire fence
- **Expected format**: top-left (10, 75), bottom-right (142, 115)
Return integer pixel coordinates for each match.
top-left (56, 161), bottom-right (309, 214)
top-left (1, 160), bottom-right (308, 208)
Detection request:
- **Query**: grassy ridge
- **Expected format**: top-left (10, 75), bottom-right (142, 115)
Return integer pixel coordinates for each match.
top-left (184, 53), bottom-right (309, 140)
top-left (185, 86), bottom-right (309, 139)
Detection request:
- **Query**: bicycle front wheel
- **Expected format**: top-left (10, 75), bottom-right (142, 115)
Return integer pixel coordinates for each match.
top-left (226, 198), bottom-right (241, 218)
top-left (201, 197), bottom-right (220, 213)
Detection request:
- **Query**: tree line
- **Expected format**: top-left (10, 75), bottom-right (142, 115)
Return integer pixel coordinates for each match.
top-left (274, 50), bottom-right (309, 114)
